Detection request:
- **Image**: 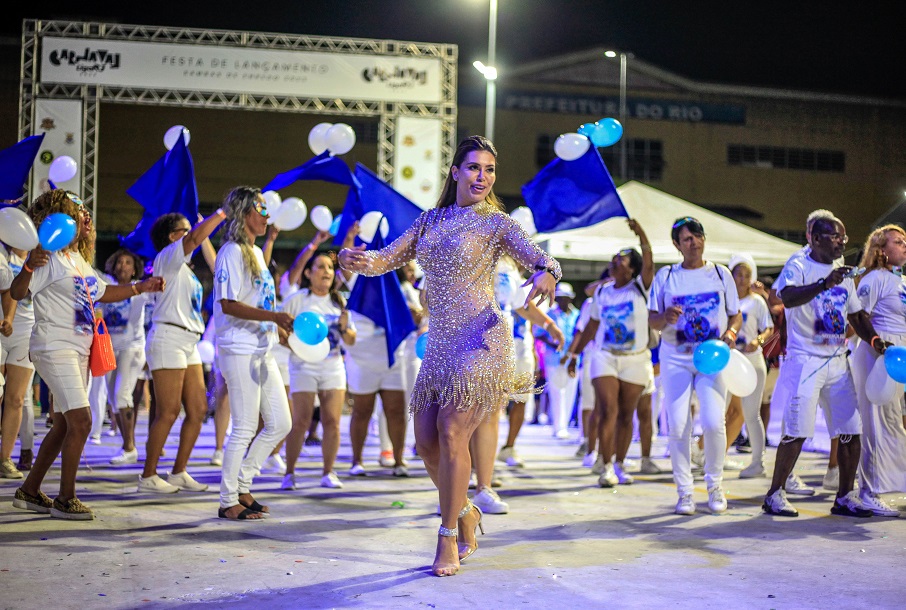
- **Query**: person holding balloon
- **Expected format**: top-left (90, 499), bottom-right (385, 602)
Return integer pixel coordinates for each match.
top-left (0, 247), bottom-right (15, 477)
top-left (340, 135), bottom-right (560, 577)
top-left (763, 213), bottom-right (886, 518)
top-left (845, 225), bottom-right (906, 517)
top-left (139, 208), bottom-right (224, 494)
top-left (10, 189), bottom-right (163, 519)
top-left (648, 217), bottom-right (741, 515)
top-left (214, 186), bottom-right (294, 520)
top-left (281, 250), bottom-right (355, 491)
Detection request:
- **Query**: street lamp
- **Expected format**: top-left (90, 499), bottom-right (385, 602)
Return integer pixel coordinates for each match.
top-left (472, 0), bottom-right (498, 142)
top-left (605, 50), bottom-right (630, 180)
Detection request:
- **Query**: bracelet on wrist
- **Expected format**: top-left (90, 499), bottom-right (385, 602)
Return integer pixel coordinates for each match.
top-left (870, 335), bottom-right (881, 349)
top-left (131, 284), bottom-right (140, 296)
top-left (23, 262), bottom-right (33, 273)
top-left (215, 208), bottom-right (226, 219)
top-left (542, 320), bottom-right (552, 330)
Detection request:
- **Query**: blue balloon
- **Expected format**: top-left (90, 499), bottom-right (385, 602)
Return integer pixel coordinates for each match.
top-left (415, 332), bottom-right (429, 359)
top-left (293, 312), bottom-right (328, 345)
top-left (38, 213), bottom-right (77, 252)
top-left (329, 213), bottom-right (343, 236)
top-left (577, 122), bottom-right (596, 138)
top-left (591, 118), bottom-right (623, 148)
top-left (885, 346), bottom-right (906, 383)
top-left (693, 339), bottom-right (731, 375)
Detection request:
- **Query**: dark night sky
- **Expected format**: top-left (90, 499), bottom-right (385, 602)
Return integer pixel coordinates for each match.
top-left (6, 0), bottom-right (906, 99)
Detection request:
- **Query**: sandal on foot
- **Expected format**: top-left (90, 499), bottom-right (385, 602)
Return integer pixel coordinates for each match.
top-left (457, 501), bottom-right (485, 561)
top-left (433, 525), bottom-right (460, 577)
top-left (218, 506), bottom-right (264, 521)
top-left (239, 498), bottom-right (269, 516)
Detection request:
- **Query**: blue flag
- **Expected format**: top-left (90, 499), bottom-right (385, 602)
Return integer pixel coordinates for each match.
top-left (333, 164), bottom-right (423, 246)
top-left (263, 151), bottom-right (361, 191)
top-left (120, 211), bottom-right (159, 260)
top-left (521, 146), bottom-right (627, 233)
top-left (345, 231), bottom-right (416, 367)
top-left (0, 134), bottom-right (44, 203)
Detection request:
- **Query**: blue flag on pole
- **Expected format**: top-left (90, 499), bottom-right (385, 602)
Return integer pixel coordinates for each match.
top-left (263, 151), bottom-right (361, 191)
top-left (0, 134), bottom-right (44, 203)
top-left (521, 146), bottom-right (627, 233)
top-left (345, 231), bottom-right (416, 367)
top-left (333, 164), bottom-right (423, 246)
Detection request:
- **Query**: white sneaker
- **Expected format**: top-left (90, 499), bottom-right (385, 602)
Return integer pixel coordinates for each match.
top-left (739, 461), bottom-right (767, 479)
top-left (859, 491), bottom-right (900, 517)
top-left (321, 472), bottom-right (344, 488)
top-left (167, 471), bottom-right (208, 492)
top-left (262, 454), bottom-right (286, 474)
top-left (210, 450), bottom-right (224, 466)
top-left (691, 441), bottom-right (705, 468)
top-left (110, 448), bottom-right (138, 466)
top-left (497, 446), bottom-right (525, 468)
top-left (473, 487), bottom-right (509, 514)
top-left (639, 457), bottom-right (662, 474)
top-left (707, 486), bottom-right (727, 513)
top-left (613, 462), bottom-right (634, 485)
top-left (105, 429), bottom-right (117, 437)
top-left (89, 435), bottom-right (102, 445)
top-left (582, 451), bottom-right (599, 469)
top-left (554, 429), bottom-right (570, 440)
top-left (0, 458), bottom-right (23, 479)
top-left (349, 463), bottom-right (366, 476)
top-left (723, 458), bottom-right (744, 471)
top-left (281, 473), bottom-right (297, 490)
top-left (468, 472), bottom-right (477, 489)
top-left (378, 451), bottom-right (395, 467)
top-left (598, 463), bottom-right (619, 488)
top-left (622, 458), bottom-right (638, 471)
top-left (823, 466), bottom-right (839, 491)
top-left (675, 494), bottom-right (696, 515)
top-left (392, 465), bottom-right (410, 477)
top-left (137, 474), bottom-right (179, 494)
top-left (762, 489), bottom-right (798, 517)
top-left (591, 455), bottom-right (606, 475)
top-left (785, 473), bottom-right (816, 496)
top-left (574, 440), bottom-right (588, 458)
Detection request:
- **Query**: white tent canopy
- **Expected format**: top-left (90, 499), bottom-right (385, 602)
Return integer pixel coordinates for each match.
top-left (536, 181), bottom-right (801, 268)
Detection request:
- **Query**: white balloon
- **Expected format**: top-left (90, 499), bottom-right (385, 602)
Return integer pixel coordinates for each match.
top-left (262, 191), bottom-right (282, 225)
top-left (554, 133), bottom-right (591, 161)
top-left (288, 334), bottom-right (330, 363)
top-left (308, 123), bottom-right (333, 155)
top-left (722, 349), bottom-right (757, 397)
top-left (0, 207), bottom-right (39, 250)
top-left (359, 211), bottom-right (385, 244)
top-left (310, 205), bottom-right (334, 232)
top-left (510, 206), bottom-right (537, 236)
top-left (272, 197), bottom-right (308, 231)
top-left (325, 123), bottom-right (356, 155)
top-left (867, 354), bottom-right (901, 405)
top-left (379, 217), bottom-right (389, 240)
top-left (48, 155), bottom-right (78, 183)
top-left (196, 340), bottom-right (215, 365)
top-left (163, 125), bottom-right (190, 150)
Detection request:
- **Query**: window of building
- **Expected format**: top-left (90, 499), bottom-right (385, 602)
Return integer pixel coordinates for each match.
top-left (727, 144), bottom-right (844, 173)
top-left (535, 135), bottom-right (664, 182)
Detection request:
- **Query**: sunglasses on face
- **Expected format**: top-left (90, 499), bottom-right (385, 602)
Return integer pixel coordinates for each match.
top-left (254, 199), bottom-right (269, 218)
top-left (672, 217), bottom-right (696, 229)
top-left (817, 232), bottom-right (848, 244)
top-left (66, 192), bottom-right (83, 206)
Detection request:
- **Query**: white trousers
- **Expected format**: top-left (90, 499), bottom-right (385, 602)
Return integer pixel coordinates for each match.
top-left (88, 374), bottom-right (109, 438)
top-left (19, 380), bottom-right (35, 451)
top-left (105, 346), bottom-right (146, 411)
top-left (218, 351), bottom-right (292, 507)
top-left (660, 345), bottom-right (729, 495)
top-left (543, 350), bottom-right (578, 435)
top-left (740, 350), bottom-right (768, 466)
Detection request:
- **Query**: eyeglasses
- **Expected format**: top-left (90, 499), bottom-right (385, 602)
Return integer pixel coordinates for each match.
top-left (817, 232), bottom-right (849, 244)
top-left (254, 199), bottom-right (269, 218)
top-left (672, 217), bottom-right (696, 229)
top-left (617, 248), bottom-right (635, 257)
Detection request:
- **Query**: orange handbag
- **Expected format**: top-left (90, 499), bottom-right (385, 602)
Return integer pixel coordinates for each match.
top-left (89, 316), bottom-right (117, 377)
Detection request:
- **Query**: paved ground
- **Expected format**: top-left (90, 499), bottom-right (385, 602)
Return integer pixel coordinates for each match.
top-left (1, 406), bottom-right (903, 609)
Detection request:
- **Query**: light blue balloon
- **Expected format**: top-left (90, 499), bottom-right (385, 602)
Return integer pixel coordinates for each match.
top-left (693, 339), bottom-right (731, 375)
top-left (293, 312), bottom-right (328, 345)
top-left (885, 345), bottom-right (906, 383)
top-left (415, 332), bottom-right (429, 359)
top-left (38, 213), bottom-right (77, 252)
top-left (591, 118), bottom-right (623, 148)
top-left (577, 122), bottom-right (596, 138)
top-left (329, 213), bottom-right (343, 236)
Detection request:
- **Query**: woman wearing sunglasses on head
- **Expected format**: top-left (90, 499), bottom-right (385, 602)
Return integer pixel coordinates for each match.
top-left (139, 207), bottom-right (224, 494)
top-left (648, 217), bottom-right (741, 516)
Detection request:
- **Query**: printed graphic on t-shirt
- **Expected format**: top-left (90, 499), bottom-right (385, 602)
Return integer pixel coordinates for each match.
top-left (8, 261), bottom-right (33, 311)
top-left (74, 276), bottom-right (99, 335)
top-left (672, 292), bottom-right (721, 345)
top-left (143, 298), bottom-right (155, 333)
top-left (812, 286), bottom-right (848, 345)
top-left (736, 311), bottom-right (749, 347)
top-left (600, 301), bottom-right (635, 351)
top-left (511, 310), bottom-right (528, 340)
top-left (324, 313), bottom-right (342, 352)
top-left (104, 299), bottom-right (131, 334)
top-left (190, 273), bottom-right (204, 324)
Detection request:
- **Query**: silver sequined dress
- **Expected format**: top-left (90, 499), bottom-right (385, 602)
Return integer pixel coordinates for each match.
top-left (350, 201), bottom-right (561, 418)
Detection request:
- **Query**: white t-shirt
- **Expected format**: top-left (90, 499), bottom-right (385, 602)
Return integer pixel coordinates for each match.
top-left (345, 311), bottom-right (402, 368)
top-left (591, 276), bottom-right (650, 353)
top-left (280, 272), bottom-right (301, 301)
top-left (857, 269), bottom-right (906, 335)
top-left (649, 262), bottom-right (740, 352)
top-left (495, 262), bottom-right (532, 351)
top-left (282, 288), bottom-right (351, 359)
top-left (213, 242), bottom-right (277, 355)
top-left (99, 274), bottom-right (150, 352)
top-left (737, 293), bottom-right (773, 350)
top-left (28, 250), bottom-right (107, 356)
top-left (7, 252), bottom-right (35, 342)
top-left (0, 248), bottom-right (12, 292)
top-left (775, 254), bottom-right (861, 357)
top-left (151, 238), bottom-right (204, 333)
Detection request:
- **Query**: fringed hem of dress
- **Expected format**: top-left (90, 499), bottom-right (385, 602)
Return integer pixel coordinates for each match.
top-left (409, 369), bottom-right (540, 421)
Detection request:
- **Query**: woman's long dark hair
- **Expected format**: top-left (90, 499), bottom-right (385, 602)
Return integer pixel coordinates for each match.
top-left (150, 213), bottom-right (187, 253)
top-left (300, 251), bottom-right (345, 310)
top-left (435, 135), bottom-right (504, 211)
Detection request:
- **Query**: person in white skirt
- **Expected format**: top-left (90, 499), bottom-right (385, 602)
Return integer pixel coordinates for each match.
top-left (848, 225), bottom-right (906, 517)
top-left (214, 186), bottom-right (293, 519)
top-left (282, 251), bottom-right (355, 490)
top-left (649, 217), bottom-right (741, 515)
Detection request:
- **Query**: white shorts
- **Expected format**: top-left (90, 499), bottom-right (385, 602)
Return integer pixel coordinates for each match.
top-left (346, 353), bottom-right (403, 394)
top-left (773, 352), bottom-right (861, 439)
top-left (589, 349), bottom-right (653, 388)
top-left (579, 355), bottom-right (595, 411)
top-left (105, 346), bottom-right (146, 410)
top-left (289, 354), bottom-right (346, 394)
top-left (31, 349), bottom-right (90, 413)
top-left (1, 334), bottom-right (33, 370)
top-left (146, 323), bottom-right (202, 371)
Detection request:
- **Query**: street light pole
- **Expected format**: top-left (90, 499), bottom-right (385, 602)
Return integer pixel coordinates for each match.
top-left (486, 0), bottom-right (498, 142)
top-left (619, 52), bottom-right (627, 180)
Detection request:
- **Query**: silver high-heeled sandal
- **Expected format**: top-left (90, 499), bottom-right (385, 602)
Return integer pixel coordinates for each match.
top-left (434, 524), bottom-right (460, 577)
top-left (457, 500), bottom-right (484, 561)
